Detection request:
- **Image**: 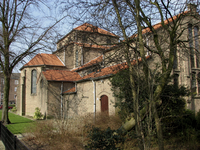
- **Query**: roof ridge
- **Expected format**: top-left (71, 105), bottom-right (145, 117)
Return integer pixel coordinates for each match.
top-left (131, 10), bottom-right (190, 38)
top-left (74, 23), bottom-right (118, 37)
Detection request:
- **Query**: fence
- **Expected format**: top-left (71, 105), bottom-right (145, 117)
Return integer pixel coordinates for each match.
top-left (0, 121), bottom-right (30, 150)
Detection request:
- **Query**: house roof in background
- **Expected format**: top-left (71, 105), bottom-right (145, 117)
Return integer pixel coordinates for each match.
top-left (23, 54), bottom-right (65, 67)
top-left (42, 70), bottom-right (82, 81)
top-left (74, 23), bottom-right (119, 37)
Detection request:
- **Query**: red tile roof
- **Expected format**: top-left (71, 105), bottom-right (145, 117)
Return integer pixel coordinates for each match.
top-left (63, 87), bottom-right (76, 94)
top-left (74, 23), bottom-right (118, 37)
top-left (131, 10), bottom-right (189, 38)
top-left (72, 55), bottom-right (103, 71)
top-left (42, 56), bottom-right (150, 83)
top-left (24, 54), bottom-right (65, 67)
top-left (42, 70), bottom-right (82, 81)
top-left (82, 55), bottom-right (151, 80)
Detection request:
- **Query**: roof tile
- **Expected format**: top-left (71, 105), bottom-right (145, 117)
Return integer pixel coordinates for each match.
top-left (63, 87), bottom-right (76, 94)
top-left (131, 10), bottom-right (189, 38)
top-left (24, 54), bottom-right (64, 67)
top-left (72, 55), bottom-right (103, 71)
top-left (82, 56), bottom-right (150, 80)
top-left (42, 70), bottom-right (82, 81)
top-left (74, 23), bottom-right (118, 37)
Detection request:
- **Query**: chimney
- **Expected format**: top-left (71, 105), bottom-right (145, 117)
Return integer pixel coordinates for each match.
top-left (187, 3), bottom-right (197, 13)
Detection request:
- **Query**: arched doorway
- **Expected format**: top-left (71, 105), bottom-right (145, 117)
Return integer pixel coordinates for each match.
top-left (100, 95), bottom-right (108, 114)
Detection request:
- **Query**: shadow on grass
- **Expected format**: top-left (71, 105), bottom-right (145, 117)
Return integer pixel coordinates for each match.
top-left (0, 110), bottom-right (36, 134)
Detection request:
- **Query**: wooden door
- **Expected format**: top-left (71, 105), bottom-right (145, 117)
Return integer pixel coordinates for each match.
top-left (101, 95), bottom-right (108, 113)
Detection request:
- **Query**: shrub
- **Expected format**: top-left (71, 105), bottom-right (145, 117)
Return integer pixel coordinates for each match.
top-left (33, 107), bottom-right (43, 120)
top-left (195, 110), bottom-right (200, 142)
top-left (163, 109), bottom-right (196, 138)
top-left (85, 126), bottom-right (125, 150)
top-left (11, 106), bottom-right (17, 113)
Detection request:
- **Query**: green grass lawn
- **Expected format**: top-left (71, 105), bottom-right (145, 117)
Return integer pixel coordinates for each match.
top-left (0, 110), bottom-right (35, 134)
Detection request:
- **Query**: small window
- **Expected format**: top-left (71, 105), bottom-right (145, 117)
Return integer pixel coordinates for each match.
top-left (15, 80), bottom-right (18, 85)
top-left (107, 39), bottom-right (111, 44)
top-left (83, 36), bottom-right (87, 42)
top-left (14, 87), bottom-right (17, 92)
top-left (1, 93), bottom-right (3, 99)
top-left (174, 74), bottom-right (179, 87)
top-left (198, 73), bottom-right (200, 94)
top-left (14, 94), bottom-right (17, 99)
top-left (173, 47), bottom-right (177, 69)
top-left (75, 50), bottom-right (79, 67)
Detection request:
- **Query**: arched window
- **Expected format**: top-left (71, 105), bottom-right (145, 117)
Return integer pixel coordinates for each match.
top-left (75, 49), bottom-right (79, 67)
top-left (31, 69), bottom-right (37, 94)
top-left (198, 73), bottom-right (200, 94)
top-left (174, 74), bottom-right (179, 87)
top-left (191, 72), bottom-right (196, 94)
top-left (194, 26), bottom-right (199, 68)
top-left (188, 24), bottom-right (194, 68)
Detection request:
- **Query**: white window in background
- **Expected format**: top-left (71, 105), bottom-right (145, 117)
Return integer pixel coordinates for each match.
top-left (14, 87), bottom-right (17, 92)
top-left (1, 93), bottom-right (3, 99)
top-left (15, 80), bottom-right (18, 85)
top-left (14, 94), bottom-right (17, 99)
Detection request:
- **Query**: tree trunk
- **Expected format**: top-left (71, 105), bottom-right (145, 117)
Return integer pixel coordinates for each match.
top-left (2, 74), bottom-right (11, 124)
top-left (152, 100), bottom-right (164, 150)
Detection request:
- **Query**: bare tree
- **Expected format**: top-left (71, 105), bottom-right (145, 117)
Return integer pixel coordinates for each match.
top-left (0, 0), bottom-right (65, 124)
top-left (59, 0), bottom-right (200, 149)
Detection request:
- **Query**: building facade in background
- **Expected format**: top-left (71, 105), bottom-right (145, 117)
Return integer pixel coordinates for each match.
top-left (0, 73), bottom-right (20, 105)
top-left (17, 5), bottom-right (200, 118)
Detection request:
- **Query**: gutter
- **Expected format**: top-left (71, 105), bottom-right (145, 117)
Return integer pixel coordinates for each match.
top-left (61, 82), bottom-right (63, 119)
top-left (92, 80), bottom-right (96, 121)
top-left (76, 74), bottom-right (113, 83)
top-left (20, 65), bottom-right (66, 71)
